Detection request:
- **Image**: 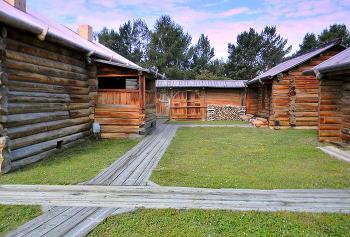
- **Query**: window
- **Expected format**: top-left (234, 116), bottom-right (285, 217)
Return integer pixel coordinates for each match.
top-left (98, 77), bottom-right (126, 89)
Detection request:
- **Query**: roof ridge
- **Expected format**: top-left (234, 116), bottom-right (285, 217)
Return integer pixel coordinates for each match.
top-left (281, 38), bottom-right (342, 63)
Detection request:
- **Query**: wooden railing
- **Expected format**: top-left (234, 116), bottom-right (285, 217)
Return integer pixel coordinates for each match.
top-left (97, 90), bottom-right (139, 105)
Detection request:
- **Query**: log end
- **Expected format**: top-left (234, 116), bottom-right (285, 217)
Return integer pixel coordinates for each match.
top-left (0, 157), bottom-right (11, 173)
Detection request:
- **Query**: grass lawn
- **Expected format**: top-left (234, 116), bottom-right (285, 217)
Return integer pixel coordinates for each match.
top-left (2, 127), bottom-right (350, 236)
top-left (0, 138), bottom-right (140, 236)
top-left (150, 127), bottom-right (350, 189)
top-left (89, 209), bottom-right (350, 236)
top-left (0, 138), bottom-right (140, 185)
top-left (0, 205), bottom-right (42, 236)
top-left (165, 120), bottom-right (247, 125)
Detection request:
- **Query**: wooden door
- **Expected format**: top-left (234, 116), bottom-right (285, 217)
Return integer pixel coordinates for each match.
top-left (171, 90), bottom-right (202, 120)
top-left (156, 92), bottom-right (170, 116)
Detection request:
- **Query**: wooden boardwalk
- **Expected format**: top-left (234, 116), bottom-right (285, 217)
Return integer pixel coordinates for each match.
top-left (3, 122), bottom-right (179, 237)
top-left (2, 122), bottom-right (350, 237)
top-left (1, 185), bottom-right (350, 214)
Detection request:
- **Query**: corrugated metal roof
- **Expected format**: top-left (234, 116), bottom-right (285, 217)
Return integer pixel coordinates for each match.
top-left (247, 38), bottom-right (343, 85)
top-left (156, 80), bottom-right (247, 88)
top-left (303, 47), bottom-right (350, 75)
top-left (0, 1), bottom-right (142, 70)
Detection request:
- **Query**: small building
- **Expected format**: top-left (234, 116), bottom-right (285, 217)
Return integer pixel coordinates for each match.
top-left (156, 80), bottom-right (247, 121)
top-left (303, 47), bottom-right (350, 143)
top-left (246, 39), bottom-right (346, 129)
top-left (0, 0), bottom-right (162, 173)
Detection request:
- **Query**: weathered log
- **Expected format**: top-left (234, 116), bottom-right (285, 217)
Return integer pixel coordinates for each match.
top-left (9, 131), bottom-right (90, 162)
top-left (94, 118), bottom-right (140, 126)
top-left (95, 111), bottom-right (139, 119)
top-left (0, 147), bottom-right (11, 160)
top-left (69, 94), bottom-right (89, 103)
top-left (8, 91), bottom-right (71, 103)
top-left (1, 25), bottom-right (7, 38)
top-left (6, 29), bottom-right (84, 62)
top-left (65, 86), bottom-right (89, 95)
top-left (69, 109), bottom-right (90, 118)
top-left (0, 72), bottom-right (8, 85)
top-left (0, 155), bottom-right (11, 173)
top-left (5, 50), bottom-right (87, 74)
top-left (8, 80), bottom-right (67, 94)
top-left (7, 117), bottom-right (89, 139)
top-left (0, 60), bottom-right (7, 72)
top-left (6, 70), bottom-right (88, 87)
top-left (100, 125), bottom-right (140, 133)
top-left (0, 38), bottom-right (5, 51)
top-left (6, 59), bottom-right (88, 81)
top-left (0, 136), bottom-right (10, 148)
top-left (8, 103), bottom-right (68, 114)
top-left (101, 133), bottom-right (141, 139)
top-left (8, 148), bottom-right (57, 173)
top-left (66, 103), bottom-right (90, 110)
top-left (5, 111), bottom-right (70, 128)
top-left (9, 123), bottom-right (91, 150)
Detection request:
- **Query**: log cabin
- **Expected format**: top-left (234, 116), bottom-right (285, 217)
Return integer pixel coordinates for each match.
top-left (156, 80), bottom-right (247, 121)
top-left (246, 39), bottom-right (346, 129)
top-left (303, 47), bottom-right (350, 143)
top-left (0, 0), bottom-right (163, 173)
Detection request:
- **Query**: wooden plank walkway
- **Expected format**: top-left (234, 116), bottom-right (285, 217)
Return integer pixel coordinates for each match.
top-left (1, 185), bottom-right (350, 214)
top-left (3, 122), bottom-right (349, 237)
top-left (3, 122), bottom-right (179, 237)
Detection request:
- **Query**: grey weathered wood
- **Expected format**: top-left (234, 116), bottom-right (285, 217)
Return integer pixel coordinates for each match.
top-left (1, 185), bottom-right (349, 214)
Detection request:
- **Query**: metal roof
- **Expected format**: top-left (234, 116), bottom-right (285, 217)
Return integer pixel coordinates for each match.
top-left (303, 46), bottom-right (350, 76)
top-left (156, 80), bottom-right (247, 88)
top-left (247, 38), bottom-right (344, 85)
top-left (0, 1), bottom-right (144, 70)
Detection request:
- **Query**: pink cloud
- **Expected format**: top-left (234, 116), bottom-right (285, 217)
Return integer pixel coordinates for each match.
top-left (220, 7), bottom-right (249, 17)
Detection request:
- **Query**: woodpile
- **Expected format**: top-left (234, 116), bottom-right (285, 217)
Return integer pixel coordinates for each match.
top-left (207, 105), bottom-right (246, 121)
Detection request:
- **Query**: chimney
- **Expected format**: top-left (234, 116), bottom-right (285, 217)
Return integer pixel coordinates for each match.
top-left (4, 0), bottom-right (26, 12)
top-left (79, 25), bottom-right (93, 41)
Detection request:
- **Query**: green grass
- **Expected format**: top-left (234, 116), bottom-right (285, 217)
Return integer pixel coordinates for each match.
top-left (165, 120), bottom-right (247, 125)
top-left (0, 138), bottom-right (140, 185)
top-left (88, 209), bottom-right (350, 236)
top-left (150, 127), bottom-right (350, 189)
top-left (0, 205), bottom-right (42, 236)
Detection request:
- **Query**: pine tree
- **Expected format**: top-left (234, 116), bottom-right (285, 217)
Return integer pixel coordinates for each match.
top-left (298, 33), bottom-right (319, 53)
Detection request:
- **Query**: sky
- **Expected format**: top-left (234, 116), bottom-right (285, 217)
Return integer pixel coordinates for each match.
top-left (27, 0), bottom-right (350, 60)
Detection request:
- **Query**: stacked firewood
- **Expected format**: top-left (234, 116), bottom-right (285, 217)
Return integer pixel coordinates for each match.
top-left (207, 105), bottom-right (246, 121)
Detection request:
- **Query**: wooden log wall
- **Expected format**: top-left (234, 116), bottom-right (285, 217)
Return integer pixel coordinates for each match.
top-left (0, 24), bottom-right (10, 173)
top-left (156, 91), bottom-right (170, 117)
top-left (318, 79), bottom-right (343, 142)
top-left (270, 48), bottom-right (343, 130)
top-left (0, 26), bottom-right (91, 173)
top-left (143, 77), bottom-right (156, 134)
top-left (94, 68), bottom-right (152, 139)
top-left (246, 87), bottom-right (259, 114)
top-left (87, 65), bottom-right (98, 124)
top-left (206, 88), bottom-right (243, 106)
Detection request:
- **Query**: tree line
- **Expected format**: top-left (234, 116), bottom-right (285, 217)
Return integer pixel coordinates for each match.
top-left (97, 16), bottom-right (350, 80)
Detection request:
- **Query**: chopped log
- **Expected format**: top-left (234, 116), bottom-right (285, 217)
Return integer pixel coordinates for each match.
top-left (10, 131), bottom-right (90, 162)
top-left (6, 70), bottom-right (88, 87)
top-left (8, 80), bottom-right (67, 94)
top-left (88, 79), bottom-right (98, 86)
top-left (9, 123), bottom-right (91, 150)
top-left (5, 111), bottom-right (70, 128)
top-left (8, 103), bottom-right (68, 114)
top-left (0, 60), bottom-right (7, 72)
top-left (7, 117), bottom-right (89, 139)
top-left (5, 50), bottom-right (87, 75)
top-left (0, 155), bottom-right (11, 173)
